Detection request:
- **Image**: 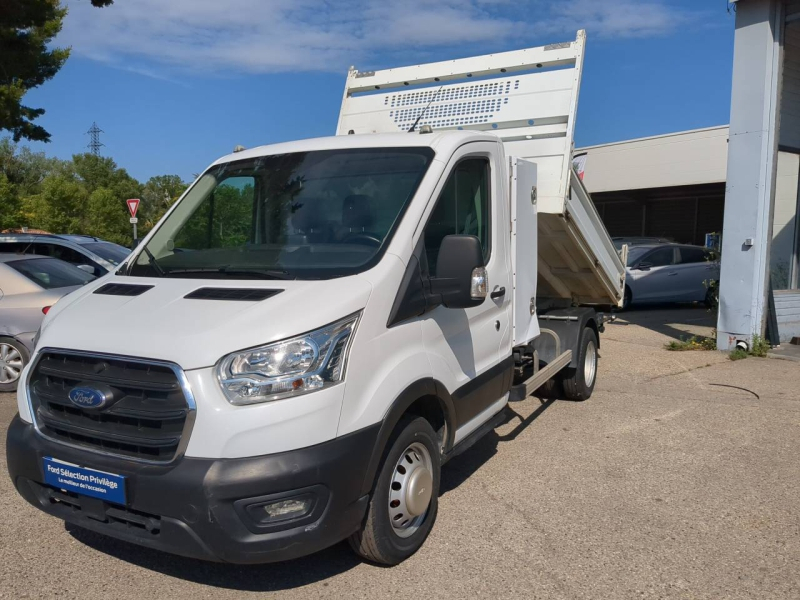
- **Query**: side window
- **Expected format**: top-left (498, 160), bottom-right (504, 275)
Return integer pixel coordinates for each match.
top-left (643, 247), bottom-right (675, 267)
top-left (175, 176), bottom-right (255, 249)
top-left (424, 158), bottom-right (490, 276)
top-left (678, 247), bottom-right (707, 264)
top-left (35, 243), bottom-right (103, 274)
top-left (0, 242), bottom-right (29, 254)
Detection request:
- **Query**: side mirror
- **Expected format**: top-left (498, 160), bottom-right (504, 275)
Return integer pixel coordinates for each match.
top-left (637, 262), bottom-right (652, 271)
top-left (432, 235), bottom-right (487, 309)
top-left (76, 264), bottom-right (96, 274)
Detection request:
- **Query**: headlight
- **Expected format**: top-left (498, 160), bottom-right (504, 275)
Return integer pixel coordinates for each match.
top-left (216, 313), bottom-right (360, 405)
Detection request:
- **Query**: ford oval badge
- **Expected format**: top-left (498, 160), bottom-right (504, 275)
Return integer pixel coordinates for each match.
top-left (68, 386), bottom-right (107, 409)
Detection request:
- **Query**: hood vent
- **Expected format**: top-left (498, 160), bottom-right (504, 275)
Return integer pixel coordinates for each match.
top-left (184, 287), bottom-right (282, 301)
top-left (94, 283), bottom-right (154, 297)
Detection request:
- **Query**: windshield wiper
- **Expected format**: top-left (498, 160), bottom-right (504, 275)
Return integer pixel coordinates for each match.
top-left (165, 266), bottom-right (294, 280)
top-left (142, 246), bottom-right (166, 277)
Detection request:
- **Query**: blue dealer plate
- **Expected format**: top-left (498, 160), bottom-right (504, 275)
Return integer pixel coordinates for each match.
top-left (43, 457), bottom-right (126, 505)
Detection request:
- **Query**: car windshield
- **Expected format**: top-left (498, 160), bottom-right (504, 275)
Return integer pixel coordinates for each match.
top-left (81, 241), bottom-right (130, 265)
top-left (127, 148), bottom-right (435, 280)
top-left (9, 258), bottom-right (95, 289)
top-left (625, 246), bottom-right (652, 266)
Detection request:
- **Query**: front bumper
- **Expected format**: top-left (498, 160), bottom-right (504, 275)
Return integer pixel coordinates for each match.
top-left (7, 416), bottom-right (379, 563)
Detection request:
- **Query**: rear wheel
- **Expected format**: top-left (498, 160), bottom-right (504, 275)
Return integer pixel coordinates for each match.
top-left (561, 327), bottom-right (598, 401)
top-left (348, 416), bottom-right (441, 565)
top-left (0, 338), bottom-right (28, 392)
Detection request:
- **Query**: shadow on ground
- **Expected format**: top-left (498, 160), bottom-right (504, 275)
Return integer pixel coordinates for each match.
top-left (610, 304), bottom-right (716, 342)
top-left (67, 522), bottom-right (362, 592)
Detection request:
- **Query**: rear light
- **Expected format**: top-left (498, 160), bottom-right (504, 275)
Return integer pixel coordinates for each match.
top-left (42, 306), bottom-right (50, 315)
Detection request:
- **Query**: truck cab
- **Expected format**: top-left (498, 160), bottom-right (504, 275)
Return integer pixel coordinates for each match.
top-left (7, 31), bottom-right (624, 566)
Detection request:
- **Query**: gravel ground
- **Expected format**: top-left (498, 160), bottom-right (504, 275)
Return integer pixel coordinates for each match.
top-left (1, 306), bottom-right (798, 599)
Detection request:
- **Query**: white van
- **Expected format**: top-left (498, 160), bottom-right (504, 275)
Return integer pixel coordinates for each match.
top-left (7, 31), bottom-right (624, 565)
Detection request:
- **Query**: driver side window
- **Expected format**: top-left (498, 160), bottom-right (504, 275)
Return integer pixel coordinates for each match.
top-left (424, 158), bottom-right (490, 276)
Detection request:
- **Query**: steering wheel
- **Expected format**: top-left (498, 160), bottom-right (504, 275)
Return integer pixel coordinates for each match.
top-left (343, 232), bottom-right (381, 246)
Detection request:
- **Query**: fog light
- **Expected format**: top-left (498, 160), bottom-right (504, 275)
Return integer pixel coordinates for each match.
top-left (261, 497), bottom-right (312, 523)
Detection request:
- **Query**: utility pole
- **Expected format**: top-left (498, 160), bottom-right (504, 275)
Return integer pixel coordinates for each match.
top-left (86, 122), bottom-right (104, 155)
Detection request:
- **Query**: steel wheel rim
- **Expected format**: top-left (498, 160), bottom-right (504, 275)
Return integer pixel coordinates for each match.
top-left (584, 340), bottom-right (597, 387)
top-left (0, 343), bottom-right (24, 384)
top-left (388, 441), bottom-right (433, 538)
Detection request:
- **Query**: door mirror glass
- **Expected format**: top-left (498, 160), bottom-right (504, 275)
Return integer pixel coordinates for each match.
top-left (433, 234), bottom-right (486, 309)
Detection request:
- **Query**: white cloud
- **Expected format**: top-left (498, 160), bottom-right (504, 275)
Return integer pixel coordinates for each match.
top-left (59, 0), bottom-right (700, 76)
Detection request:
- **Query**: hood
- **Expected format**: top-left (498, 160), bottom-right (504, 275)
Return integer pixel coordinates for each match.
top-left (36, 276), bottom-right (372, 370)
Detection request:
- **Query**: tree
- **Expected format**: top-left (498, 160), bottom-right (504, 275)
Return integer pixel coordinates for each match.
top-left (0, 0), bottom-right (114, 143)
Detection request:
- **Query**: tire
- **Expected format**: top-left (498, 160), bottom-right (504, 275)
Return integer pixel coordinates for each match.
top-left (621, 286), bottom-right (632, 311)
top-left (536, 376), bottom-right (563, 399)
top-left (0, 337), bottom-right (29, 392)
top-left (348, 416), bottom-right (441, 565)
top-left (560, 327), bottom-right (599, 401)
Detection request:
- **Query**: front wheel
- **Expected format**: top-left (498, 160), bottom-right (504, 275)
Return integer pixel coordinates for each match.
top-left (0, 337), bottom-right (28, 392)
top-left (560, 327), bottom-right (599, 401)
top-left (349, 416), bottom-right (441, 565)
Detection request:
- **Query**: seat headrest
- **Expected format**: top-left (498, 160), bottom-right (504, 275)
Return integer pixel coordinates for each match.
top-left (342, 194), bottom-right (374, 230)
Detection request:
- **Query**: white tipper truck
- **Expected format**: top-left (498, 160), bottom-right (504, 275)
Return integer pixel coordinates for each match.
top-left (8, 30), bottom-right (624, 565)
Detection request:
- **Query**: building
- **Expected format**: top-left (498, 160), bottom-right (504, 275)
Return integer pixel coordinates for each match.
top-left (578, 126), bottom-right (728, 247)
top-left (580, 0), bottom-right (799, 346)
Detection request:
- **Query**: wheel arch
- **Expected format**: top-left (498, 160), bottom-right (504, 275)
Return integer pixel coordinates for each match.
top-left (358, 378), bottom-right (456, 497)
top-left (536, 307), bottom-right (599, 370)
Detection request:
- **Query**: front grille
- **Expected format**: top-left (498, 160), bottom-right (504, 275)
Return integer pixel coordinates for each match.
top-left (39, 484), bottom-right (161, 535)
top-left (29, 351), bottom-right (193, 462)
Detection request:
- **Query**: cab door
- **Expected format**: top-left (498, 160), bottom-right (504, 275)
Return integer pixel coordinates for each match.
top-left (419, 143), bottom-right (512, 440)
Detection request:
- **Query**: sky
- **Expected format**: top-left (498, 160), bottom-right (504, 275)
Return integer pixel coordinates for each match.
top-left (19, 0), bottom-right (737, 183)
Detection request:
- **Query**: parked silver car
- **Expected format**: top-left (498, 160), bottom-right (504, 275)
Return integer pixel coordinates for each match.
top-left (0, 254), bottom-right (95, 391)
top-left (0, 233), bottom-right (129, 276)
top-left (622, 244), bottom-right (720, 309)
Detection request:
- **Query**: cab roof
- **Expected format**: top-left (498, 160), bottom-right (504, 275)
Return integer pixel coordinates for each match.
top-left (210, 131), bottom-right (501, 167)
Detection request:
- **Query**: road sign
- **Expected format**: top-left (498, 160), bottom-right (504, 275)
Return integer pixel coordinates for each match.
top-left (129, 217), bottom-right (138, 224)
top-left (126, 198), bottom-right (140, 218)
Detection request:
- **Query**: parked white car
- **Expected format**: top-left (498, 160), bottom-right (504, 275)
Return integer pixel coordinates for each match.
top-left (623, 244), bottom-right (719, 309)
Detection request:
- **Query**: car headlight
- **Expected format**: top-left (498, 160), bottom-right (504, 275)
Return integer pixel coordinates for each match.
top-left (216, 312), bottom-right (360, 405)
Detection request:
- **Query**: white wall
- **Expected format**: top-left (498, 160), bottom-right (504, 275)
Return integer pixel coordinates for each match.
top-left (577, 127), bottom-right (729, 194)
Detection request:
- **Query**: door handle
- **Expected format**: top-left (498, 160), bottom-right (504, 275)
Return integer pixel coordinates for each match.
top-left (490, 286), bottom-right (506, 299)
top-left (667, 272), bottom-right (678, 276)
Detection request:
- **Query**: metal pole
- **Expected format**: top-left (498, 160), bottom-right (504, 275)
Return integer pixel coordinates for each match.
top-left (133, 222), bottom-right (137, 247)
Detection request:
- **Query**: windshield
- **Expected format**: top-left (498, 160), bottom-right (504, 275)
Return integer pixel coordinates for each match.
top-left (10, 258), bottom-right (95, 289)
top-left (625, 246), bottom-right (652, 266)
top-left (128, 148), bottom-right (435, 280)
top-left (81, 241), bottom-right (130, 265)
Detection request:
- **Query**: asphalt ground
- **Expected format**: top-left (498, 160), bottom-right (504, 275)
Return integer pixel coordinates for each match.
top-left (1, 306), bottom-right (798, 599)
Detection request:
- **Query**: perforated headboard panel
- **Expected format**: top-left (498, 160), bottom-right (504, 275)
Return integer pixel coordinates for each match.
top-left (336, 31), bottom-right (586, 207)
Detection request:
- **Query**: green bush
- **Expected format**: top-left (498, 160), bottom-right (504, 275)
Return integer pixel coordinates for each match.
top-left (665, 336), bottom-right (717, 351)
